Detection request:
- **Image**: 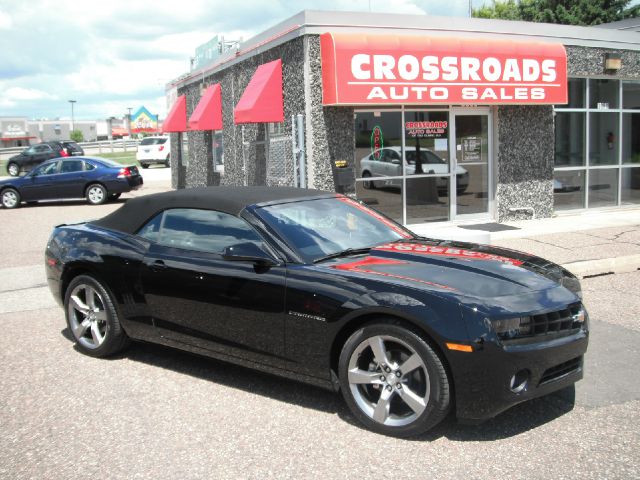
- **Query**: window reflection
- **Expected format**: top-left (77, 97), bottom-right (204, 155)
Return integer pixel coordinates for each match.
top-left (622, 168), bottom-right (640, 204)
top-left (589, 79), bottom-right (619, 109)
top-left (554, 170), bottom-right (585, 210)
top-left (589, 169), bottom-right (618, 207)
top-left (555, 112), bottom-right (585, 167)
top-left (589, 113), bottom-right (618, 166)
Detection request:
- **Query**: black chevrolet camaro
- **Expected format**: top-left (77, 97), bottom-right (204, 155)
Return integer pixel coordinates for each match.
top-left (45, 187), bottom-right (588, 437)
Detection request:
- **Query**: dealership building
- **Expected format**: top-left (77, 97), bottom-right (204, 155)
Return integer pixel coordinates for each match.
top-left (164, 10), bottom-right (640, 226)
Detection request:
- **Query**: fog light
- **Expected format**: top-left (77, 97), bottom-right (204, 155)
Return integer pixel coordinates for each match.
top-left (510, 369), bottom-right (530, 393)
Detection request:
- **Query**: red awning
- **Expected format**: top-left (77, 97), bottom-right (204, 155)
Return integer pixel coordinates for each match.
top-left (162, 95), bottom-right (187, 133)
top-left (234, 59), bottom-right (284, 124)
top-left (189, 84), bottom-right (223, 131)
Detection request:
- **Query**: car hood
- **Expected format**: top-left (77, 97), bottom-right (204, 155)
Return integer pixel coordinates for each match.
top-left (317, 238), bottom-right (580, 303)
top-left (8, 153), bottom-right (26, 161)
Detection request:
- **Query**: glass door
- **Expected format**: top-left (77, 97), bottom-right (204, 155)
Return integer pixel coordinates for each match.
top-left (451, 110), bottom-right (491, 218)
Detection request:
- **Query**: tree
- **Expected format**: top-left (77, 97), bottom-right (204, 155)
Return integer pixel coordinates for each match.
top-left (70, 129), bottom-right (84, 142)
top-left (473, 0), bottom-right (640, 26)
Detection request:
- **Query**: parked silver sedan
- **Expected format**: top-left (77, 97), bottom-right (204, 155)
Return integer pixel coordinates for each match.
top-left (360, 147), bottom-right (469, 194)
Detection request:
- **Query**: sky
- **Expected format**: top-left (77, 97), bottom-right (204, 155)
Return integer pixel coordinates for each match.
top-left (0, 0), bottom-right (500, 121)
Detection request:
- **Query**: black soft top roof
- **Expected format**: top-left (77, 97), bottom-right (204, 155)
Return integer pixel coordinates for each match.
top-left (91, 186), bottom-right (335, 234)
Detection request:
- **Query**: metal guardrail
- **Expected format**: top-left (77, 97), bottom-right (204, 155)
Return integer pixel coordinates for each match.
top-left (0, 139), bottom-right (142, 161)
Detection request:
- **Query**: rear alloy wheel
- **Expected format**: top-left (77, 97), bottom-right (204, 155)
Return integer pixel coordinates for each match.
top-left (339, 322), bottom-right (450, 437)
top-left (64, 275), bottom-right (129, 357)
top-left (7, 162), bottom-right (19, 177)
top-left (86, 184), bottom-right (107, 205)
top-left (1, 188), bottom-right (21, 209)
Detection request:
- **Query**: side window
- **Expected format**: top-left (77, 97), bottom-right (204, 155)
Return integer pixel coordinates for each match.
top-left (425, 151), bottom-right (445, 164)
top-left (60, 160), bottom-right (84, 173)
top-left (137, 212), bottom-right (164, 242)
top-left (158, 208), bottom-right (264, 254)
top-left (34, 162), bottom-right (59, 176)
top-left (84, 162), bottom-right (96, 171)
top-left (35, 145), bottom-right (49, 153)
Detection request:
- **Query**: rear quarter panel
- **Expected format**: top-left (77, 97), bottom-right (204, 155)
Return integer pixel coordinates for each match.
top-left (47, 224), bottom-right (155, 340)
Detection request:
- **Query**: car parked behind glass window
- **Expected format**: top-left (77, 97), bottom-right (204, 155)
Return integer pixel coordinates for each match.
top-left (136, 136), bottom-right (170, 168)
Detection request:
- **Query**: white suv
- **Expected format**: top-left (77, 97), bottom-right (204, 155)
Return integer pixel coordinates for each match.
top-left (136, 136), bottom-right (170, 168)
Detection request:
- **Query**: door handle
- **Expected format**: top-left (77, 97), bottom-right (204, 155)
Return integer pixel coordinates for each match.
top-left (149, 260), bottom-right (168, 271)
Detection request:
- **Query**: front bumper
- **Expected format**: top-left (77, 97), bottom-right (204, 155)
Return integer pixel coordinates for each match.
top-left (449, 330), bottom-right (589, 423)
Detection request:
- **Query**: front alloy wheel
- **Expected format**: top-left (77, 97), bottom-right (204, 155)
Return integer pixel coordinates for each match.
top-left (7, 163), bottom-right (19, 176)
top-left (2, 188), bottom-right (21, 209)
top-left (339, 322), bottom-right (450, 437)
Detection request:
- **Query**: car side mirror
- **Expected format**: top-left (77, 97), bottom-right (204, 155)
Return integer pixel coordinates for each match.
top-left (222, 242), bottom-right (277, 266)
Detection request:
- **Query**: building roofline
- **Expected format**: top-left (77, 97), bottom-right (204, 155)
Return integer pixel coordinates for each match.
top-left (168, 9), bottom-right (640, 90)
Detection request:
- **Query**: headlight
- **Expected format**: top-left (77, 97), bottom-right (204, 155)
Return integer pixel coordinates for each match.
top-left (561, 275), bottom-right (583, 299)
top-left (492, 317), bottom-right (531, 339)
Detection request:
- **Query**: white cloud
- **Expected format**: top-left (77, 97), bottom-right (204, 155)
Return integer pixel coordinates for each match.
top-left (0, 0), bottom-right (474, 120)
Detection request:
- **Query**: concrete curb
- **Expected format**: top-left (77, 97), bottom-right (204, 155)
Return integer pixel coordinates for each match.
top-left (561, 254), bottom-right (640, 279)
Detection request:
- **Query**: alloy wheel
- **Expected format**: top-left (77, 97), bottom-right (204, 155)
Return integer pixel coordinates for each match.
top-left (347, 335), bottom-right (429, 427)
top-left (2, 190), bottom-right (19, 208)
top-left (67, 283), bottom-right (108, 349)
top-left (7, 163), bottom-right (19, 176)
top-left (87, 186), bottom-right (105, 204)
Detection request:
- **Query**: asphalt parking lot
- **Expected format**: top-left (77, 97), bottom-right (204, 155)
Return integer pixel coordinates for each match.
top-left (0, 173), bottom-right (639, 479)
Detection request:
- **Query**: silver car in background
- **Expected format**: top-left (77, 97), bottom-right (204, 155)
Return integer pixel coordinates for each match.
top-left (360, 146), bottom-right (469, 194)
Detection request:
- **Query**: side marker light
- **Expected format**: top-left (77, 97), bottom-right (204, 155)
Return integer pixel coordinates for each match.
top-left (446, 342), bottom-right (473, 353)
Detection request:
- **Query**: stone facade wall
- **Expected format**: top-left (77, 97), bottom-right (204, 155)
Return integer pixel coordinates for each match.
top-left (495, 105), bottom-right (555, 221)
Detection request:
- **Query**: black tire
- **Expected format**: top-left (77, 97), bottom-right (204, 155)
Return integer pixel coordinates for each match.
top-left (64, 274), bottom-right (130, 358)
top-left (108, 193), bottom-right (121, 201)
top-left (141, 163), bottom-right (149, 169)
top-left (85, 183), bottom-right (107, 205)
top-left (165, 155), bottom-right (170, 167)
top-left (1, 188), bottom-right (21, 209)
top-left (7, 162), bottom-right (19, 177)
top-left (362, 171), bottom-right (375, 190)
top-left (338, 320), bottom-right (450, 438)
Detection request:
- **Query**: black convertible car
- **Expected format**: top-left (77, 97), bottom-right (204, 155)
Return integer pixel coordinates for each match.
top-left (46, 187), bottom-right (588, 437)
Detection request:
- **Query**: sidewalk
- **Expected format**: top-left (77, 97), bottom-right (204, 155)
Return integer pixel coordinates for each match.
top-left (410, 208), bottom-right (640, 278)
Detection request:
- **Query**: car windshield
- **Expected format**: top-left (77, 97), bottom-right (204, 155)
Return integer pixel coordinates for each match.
top-left (255, 197), bottom-right (411, 263)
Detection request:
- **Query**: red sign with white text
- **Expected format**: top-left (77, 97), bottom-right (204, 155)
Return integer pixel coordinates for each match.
top-left (320, 33), bottom-right (567, 105)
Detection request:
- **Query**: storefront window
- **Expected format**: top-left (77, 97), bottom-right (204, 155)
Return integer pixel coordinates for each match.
top-left (589, 79), bottom-right (619, 109)
top-left (622, 113), bottom-right (640, 164)
top-left (406, 177), bottom-right (449, 223)
top-left (553, 79), bottom-right (640, 211)
top-left (355, 111), bottom-right (404, 223)
top-left (589, 112), bottom-right (619, 166)
top-left (623, 82), bottom-right (640, 109)
top-left (561, 78), bottom-right (585, 109)
top-left (554, 170), bottom-right (585, 210)
top-left (589, 168), bottom-right (618, 207)
top-left (213, 132), bottom-right (224, 172)
top-left (621, 168), bottom-right (640, 204)
top-left (555, 112), bottom-right (585, 167)
top-left (180, 133), bottom-right (189, 167)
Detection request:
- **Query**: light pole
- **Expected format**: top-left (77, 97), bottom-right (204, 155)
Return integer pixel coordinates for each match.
top-left (68, 100), bottom-right (76, 132)
top-left (127, 107), bottom-right (133, 137)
